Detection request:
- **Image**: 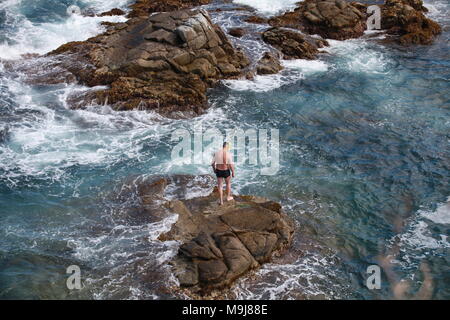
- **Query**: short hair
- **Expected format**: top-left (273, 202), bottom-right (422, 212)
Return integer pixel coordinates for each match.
top-left (223, 142), bottom-right (229, 148)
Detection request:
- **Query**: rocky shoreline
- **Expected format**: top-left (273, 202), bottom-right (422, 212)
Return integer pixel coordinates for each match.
top-left (47, 8), bottom-right (250, 117)
top-left (2, 0), bottom-right (440, 118)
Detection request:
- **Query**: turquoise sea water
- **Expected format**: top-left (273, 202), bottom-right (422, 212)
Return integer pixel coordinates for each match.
top-left (0, 0), bottom-right (449, 299)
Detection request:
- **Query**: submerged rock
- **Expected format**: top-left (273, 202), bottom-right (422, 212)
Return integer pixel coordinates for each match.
top-left (46, 9), bottom-right (250, 117)
top-left (256, 52), bottom-right (284, 75)
top-left (262, 27), bottom-right (328, 60)
top-left (244, 15), bottom-right (268, 25)
top-left (130, 175), bottom-right (294, 295)
top-left (228, 27), bottom-right (246, 38)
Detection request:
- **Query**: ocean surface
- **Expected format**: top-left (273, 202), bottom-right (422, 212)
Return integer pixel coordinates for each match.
top-left (0, 0), bottom-right (449, 299)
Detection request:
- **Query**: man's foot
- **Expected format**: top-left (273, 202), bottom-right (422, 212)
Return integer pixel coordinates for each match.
top-left (226, 196), bottom-right (234, 202)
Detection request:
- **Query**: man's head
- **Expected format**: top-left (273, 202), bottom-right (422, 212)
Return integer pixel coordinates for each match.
top-left (223, 142), bottom-right (229, 150)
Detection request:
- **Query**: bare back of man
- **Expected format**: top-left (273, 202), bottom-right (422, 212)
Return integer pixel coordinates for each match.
top-left (211, 142), bottom-right (235, 205)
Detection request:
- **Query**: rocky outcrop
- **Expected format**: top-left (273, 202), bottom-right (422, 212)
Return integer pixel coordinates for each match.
top-left (163, 193), bottom-right (294, 293)
top-left (256, 52), bottom-right (284, 75)
top-left (244, 15), bottom-right (268, 25)
top-left (262, 27), bottom-right (328, 60)
top-left (127, 174), bottom-right (294, 294)
top-left (128, 0), bottom-right (211, 18)
top-left (258, 0), bottom-right (440, 45)
top-left (399, 0), bottom-right (429, 11)
top-left (99, 8), bottom-right (126, 17)
top-left (265, 0), bottom-right (440, 45)
top-left (381, 0), bottom-right (441, 45)
top-left (228, 27), bottom-right (246, 38)
top-left (47, 9), bottom-right (250, 117)
top-left (269, 0), bottom-right (367, 40)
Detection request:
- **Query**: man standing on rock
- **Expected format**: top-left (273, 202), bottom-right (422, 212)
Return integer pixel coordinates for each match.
top-left (211, 142), bottom-right (235, 205)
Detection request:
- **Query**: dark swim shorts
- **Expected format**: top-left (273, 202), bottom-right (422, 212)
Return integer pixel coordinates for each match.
top-left (215, 169), bottom-right (231, 178)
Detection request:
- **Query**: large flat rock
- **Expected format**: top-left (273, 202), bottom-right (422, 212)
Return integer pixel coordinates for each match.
top-left (44, 9), bottom-right (250, 117)
top-left (129, 175), bottom-right (295, 295)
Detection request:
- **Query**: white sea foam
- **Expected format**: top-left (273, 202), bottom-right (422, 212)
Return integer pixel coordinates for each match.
top-left (282, 59), bottom-right (329, 73)
top-left (232, 0), bottom-right (300, 16)
top-left (232, 252), bottom-right (346, 299)
top-left (0, 15), bottom-right (127, 60)
top-left (424, 0), bottom-right (449, 21)
top-left (0, 0), bottom-right (128, 60)
top-left (0, 78), bottom-right (164, 184)
top-left (69, 215), bottom-right (179, 269)
top-left (223, 73), bottom-right (293, 92)
top-left (223, 58), bottom-right (328, 92)
top-left (67, 211), bottom-right (180, 300)
top-left (400, 221), bottom-right (449, 252)
top-left (326, 39), bottom-right (390, 74)
top-left (84, 0), bottom-right (131, 13)
top-left (420, 197), bottom-right (450, 225)
top-left (0, 0), bottom-right (20, 10)
top-left (388, 197), bottom-right (450, 268)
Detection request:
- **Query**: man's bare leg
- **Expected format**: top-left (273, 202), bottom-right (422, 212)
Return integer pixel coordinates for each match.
top-left (218, 177), bottom-right (224, 205)
top-left (226, 176), bottom-right (233, 201)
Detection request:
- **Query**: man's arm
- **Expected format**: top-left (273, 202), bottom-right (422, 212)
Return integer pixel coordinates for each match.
top-left (228, 152), bottom-right (235, 177)
top-left (211, 155), bottom-right (216, 172)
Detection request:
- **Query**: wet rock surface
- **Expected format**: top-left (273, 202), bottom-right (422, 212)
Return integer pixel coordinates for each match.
top-left (262, 27), bottom-right (328, 60)
top-left (268, 0), bottom-right (367, 40)
top-left (128, 0), bottom-right (212, 18)
top-left (45, 9), bottom-right (249, 117)
top-left (256, 52), bottom-right (284, 75)
top-left (129, 175), bottom-right (294, 294)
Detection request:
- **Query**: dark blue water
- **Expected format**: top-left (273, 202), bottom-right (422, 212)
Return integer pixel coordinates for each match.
top-left (0, 0), bottom-right (449, 299)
